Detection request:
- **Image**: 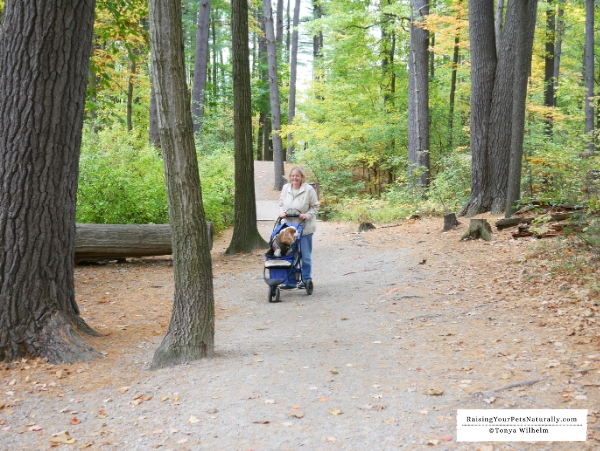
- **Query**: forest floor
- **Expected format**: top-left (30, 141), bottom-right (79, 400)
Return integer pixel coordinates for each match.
top-left (1, 162), bottom-right (600, 451)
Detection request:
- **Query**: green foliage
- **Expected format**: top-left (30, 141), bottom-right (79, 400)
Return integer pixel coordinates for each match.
top-left (77, 126), bottom-right (169, 224)
top-left (77, 125), bottom-right (234, 232)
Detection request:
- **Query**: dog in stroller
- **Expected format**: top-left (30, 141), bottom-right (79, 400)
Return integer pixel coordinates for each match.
top-left (263, 212), bottom-right (314, 302)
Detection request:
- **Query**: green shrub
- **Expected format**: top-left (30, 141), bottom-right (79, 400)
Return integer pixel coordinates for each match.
top-left (77, 125), bottom-right (234, 232)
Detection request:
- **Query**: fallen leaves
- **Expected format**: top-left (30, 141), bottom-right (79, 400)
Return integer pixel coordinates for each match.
top-left (329, 408), bottom-right (343, 415)
top-left (188, 416), bottom-right (200, 424)
top-left (424, 388), bottom-right (444, 396)
top-left (50, 430), bottom-right (75, 446)
top-left (288, 410), bottom-right (304, 419)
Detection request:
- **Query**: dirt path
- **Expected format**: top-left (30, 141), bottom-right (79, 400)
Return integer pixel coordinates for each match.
top-left (1, 162), bottom-right (599, 450)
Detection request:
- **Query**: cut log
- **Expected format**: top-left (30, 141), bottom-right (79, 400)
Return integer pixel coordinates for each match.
top-left (461, 219), bottom-right (492, 241)
top-left (75, 222), bottom-right (213, 262)
top-left (442, 213), bottom-right (460, 231)
top-left (496, 212), bottom-right (576, 230)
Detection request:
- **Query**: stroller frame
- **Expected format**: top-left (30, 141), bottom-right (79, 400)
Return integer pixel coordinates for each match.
top-left (263, 213), bottom-right (314, 302)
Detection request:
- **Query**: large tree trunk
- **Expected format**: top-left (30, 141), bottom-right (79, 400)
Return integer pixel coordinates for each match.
top-left (149, 0), bottom-right (215, 369)
top-left (505, 0), bottom-right (539, 217)
top-left (0, 0), bottom-right (101, 364)
top-left (461, 0), bottom-right (496, 217)
top-left (462, 1), bottom-right (537, 217)
top-left (584, 0), bottom-right (595, 150)
top-left (408, 0), bottom-right (430, 188)
top-left (227, 0), bottom-right (269, 254)
top-left (263, 0), bottom-right (285, 190)
top-left (287, 0), bottom-right (301, 161)
top-left (192, 0), bottom-right (211, 133)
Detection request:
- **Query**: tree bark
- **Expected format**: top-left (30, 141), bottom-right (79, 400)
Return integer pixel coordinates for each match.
top-left (461, 219), bottom-right (492, 241)
top-left (448, 0), bottom-right (463, 149)
top-left (312, 0), bottom-right (323, 79)
top-left (263, 0), bottom-right (285, 190)
top-left (127, 54), bottom-right (137, 132)
top-left (553, 0), bottom-right (565, 99)
top-left (150, 77), bottom-right (161, 148)
top-left (74, 223), bottom-right (213, 262)
top-left (287, 0), bottom-right (301, 161)
top-left (276, 0), bottom-right (284, 47)
top-left (505, 0), bottom-right (539, 217)
top-left (408, 0), bottom-right (430, 188)
top-left (227, 0), bottom-right (269, 254)
top-left (584, 0), bottom-right (595, 150)
top-left (462, 1), bottom-right (537, 217)
top-left (0, 0), bottom-right (101, 363)
top-left (543, 0), bottom-right (556, 135)
top-left (192, 0), bottom-right (211, 133)
top-left (149, 0), bottom-right (215, 369)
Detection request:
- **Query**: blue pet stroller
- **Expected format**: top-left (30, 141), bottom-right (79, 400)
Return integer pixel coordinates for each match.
top-left (263, 210), bottom-right (314, 302)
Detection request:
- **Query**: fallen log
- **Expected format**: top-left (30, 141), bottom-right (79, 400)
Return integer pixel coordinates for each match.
top-left (496, 212), bottom-right (576, 230)
top-left (75, 222), bottom-right (213, 262)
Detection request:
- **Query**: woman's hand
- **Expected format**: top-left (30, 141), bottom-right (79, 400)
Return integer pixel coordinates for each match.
top-left (279, 212), bottom-right (287, 218)
top-left (299, 213), bottom-right (307, 220)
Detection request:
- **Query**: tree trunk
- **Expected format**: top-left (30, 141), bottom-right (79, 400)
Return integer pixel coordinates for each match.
top-left (127, 54), bottom-right (137, 132)
top-left (149, 0), bottom-right (215, 369)
top-left (287, 0), bottom-right (301, 161)
top-left (505, 0), bottom-right (539, 217)
top-left (408, 0), bottom-right (430, 188)
top-left (257, 9), bottom-right (270, 161)
top-left (448, 0), bottom-right (463, 149)
top-left (462, 1), bottom-right (537, 217)
top-left (553, 0), bottom-right (565, 100)
top-left (312, 0), bottom-right (323, 79)
top-left (211, 13), bottom-right (218, 98)
top-left (75, 223), bottom-right (213, 262)
top-left (263, 0), bottom-right (285, 190)
top-left (584, 0), bottom-right (595, 150)
top-left (192, 0), bottom-right (211, 133)
top-left (0, 0), bottom-right (101, 364)
top-left (227, 0), bottom-right (269, 254)
top-left (276, 0), bottom-right (284, 46)
top-left (150, 77), bottom-right (161, 148)
top-left (286, 0), bottom-right (291, 58)
top-left (543, 0), bottom-right (556, 135)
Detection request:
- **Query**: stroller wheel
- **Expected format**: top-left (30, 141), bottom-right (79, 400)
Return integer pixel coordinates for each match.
top-left (305, 280), bottom-right (314, 295)
top-left (268, 286), bottom-right (275, 302)
top-left (275, 287), bottom-right (281, 302)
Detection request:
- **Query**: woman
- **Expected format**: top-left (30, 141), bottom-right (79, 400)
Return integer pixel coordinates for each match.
top-left (278, 166), bottom-right (319, 289)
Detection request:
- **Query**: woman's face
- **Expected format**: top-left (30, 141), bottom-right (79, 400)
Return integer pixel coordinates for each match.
top-left (290, 170), bottom-right (303, 187)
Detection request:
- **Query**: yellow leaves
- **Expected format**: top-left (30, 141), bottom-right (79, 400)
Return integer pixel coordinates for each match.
top-left (329, 408), bottom-right (343, 416)
top-left (188, 416), bottom-right (200, 424)
top-left (50, 430), bottom-right (75, 446)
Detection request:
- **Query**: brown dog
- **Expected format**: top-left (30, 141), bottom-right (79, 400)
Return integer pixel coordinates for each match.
top-left (272, 226), bottom-right (298, 257)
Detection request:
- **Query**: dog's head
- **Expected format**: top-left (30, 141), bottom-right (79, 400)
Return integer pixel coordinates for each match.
top-left (278, 227), bottom-right (298, 245)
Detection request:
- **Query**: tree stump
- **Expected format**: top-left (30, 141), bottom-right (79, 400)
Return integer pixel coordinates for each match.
top-left (461, 219), bottom-right (492, 241)
top-left (358, 222), bottom-right (376, 232)
top-left (442, 213), bottom-right (460, 231)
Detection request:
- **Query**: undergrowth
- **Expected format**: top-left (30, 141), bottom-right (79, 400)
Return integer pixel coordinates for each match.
top-left (77, 124), bottom-right (234, 232)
